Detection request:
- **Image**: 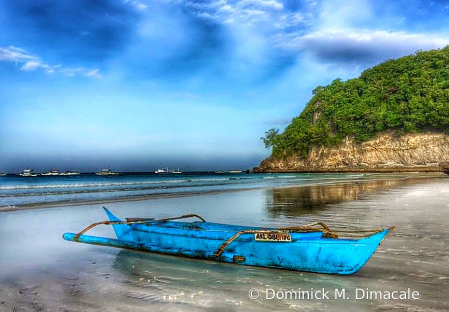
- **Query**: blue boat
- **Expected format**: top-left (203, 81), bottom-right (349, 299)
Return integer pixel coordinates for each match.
top-left (63, 207), bottom-right (394, 275)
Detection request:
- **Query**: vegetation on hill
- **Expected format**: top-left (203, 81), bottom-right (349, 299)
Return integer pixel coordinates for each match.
top-left (263, 47), bottom-right (449, 158)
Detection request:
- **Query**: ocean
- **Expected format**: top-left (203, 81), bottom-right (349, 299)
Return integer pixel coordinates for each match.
top-left (0, 172), bottom-right (399, 209)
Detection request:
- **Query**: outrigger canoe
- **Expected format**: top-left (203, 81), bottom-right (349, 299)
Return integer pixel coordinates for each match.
top-left (63, 207), bottom-right (394, 275)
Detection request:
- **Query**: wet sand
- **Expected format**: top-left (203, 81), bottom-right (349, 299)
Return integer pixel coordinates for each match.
top-left (0, 175), bottom-right (448, 311)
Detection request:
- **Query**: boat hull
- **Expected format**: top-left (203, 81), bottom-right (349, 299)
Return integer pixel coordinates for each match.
top-left (63, 208), bottom-right (393, 275)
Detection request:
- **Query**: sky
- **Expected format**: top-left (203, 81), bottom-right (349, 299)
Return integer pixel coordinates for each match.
top-left (1, 0), bottom-right (449, 172)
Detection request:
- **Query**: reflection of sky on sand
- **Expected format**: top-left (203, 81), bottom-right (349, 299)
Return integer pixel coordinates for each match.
top-left (0, 176), bottom-right (448, 311)
top-left (111, 249), bottom-right (363, 311)
top-left (263, 178), bottom-right (437, 219)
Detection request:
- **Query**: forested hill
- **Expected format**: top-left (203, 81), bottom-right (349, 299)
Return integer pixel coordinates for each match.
top-left (263, 47), bottom-right (449, 160)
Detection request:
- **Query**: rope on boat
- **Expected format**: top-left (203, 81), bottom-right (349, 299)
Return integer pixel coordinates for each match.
top-left (158, 214), bottom-right (206, 223)
top-left (279, 221), bottom-right (331, 231)
top-left (73, 213), bottom-right (206, 240)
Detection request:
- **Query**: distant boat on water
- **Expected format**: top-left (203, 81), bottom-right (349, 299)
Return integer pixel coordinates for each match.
top-left (95, 168), bottom-right (119, 176)
top-left (155, 167), bottom-right (183, 174)
top-left (61, 170), bottom-right (81, 176)
top-left (0, 172), bottom-right (6, 176)
top-left (18, 169), bottom-right (38, 177)
top-left (41, 169), bottom-right (61, 176)
top-left (215, 169), bottom-right (242, 174)
top-left (39, 169), bottom-right (81, 176)
top-left (155, 168), bottom-right (169, 174)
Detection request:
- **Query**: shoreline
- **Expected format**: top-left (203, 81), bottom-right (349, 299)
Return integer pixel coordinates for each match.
top-left (253, 167), bottom-right (445, 173)
top-left (1, 172), bottom-right (445, 213)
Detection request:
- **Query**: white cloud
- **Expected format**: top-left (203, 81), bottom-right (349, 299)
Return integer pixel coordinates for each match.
top-left (181, 0), bottom-right (295, 27)
top-left (86, 69), bottom-right (101, 79)
top-left (240, 0), bottom-right (284, 11)
top-left (0, 45), bottom-right (101, 78)
top-left (276, 29), bottom-right (449, 64)
top-left (20, 61), bottom-right (41, 71)
top-left (0, 46), bottom-right (36, 62)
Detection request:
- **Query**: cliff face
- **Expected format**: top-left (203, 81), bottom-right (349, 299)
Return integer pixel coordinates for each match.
top-left (255, 132), bottom-right (449, 172)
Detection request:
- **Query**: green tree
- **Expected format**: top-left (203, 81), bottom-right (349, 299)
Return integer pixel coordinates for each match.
top-left (261, 128), bottom-right (280, 149)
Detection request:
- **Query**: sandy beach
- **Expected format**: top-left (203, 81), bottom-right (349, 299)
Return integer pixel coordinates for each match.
top-left (0, 174), bottom-right (448, 311)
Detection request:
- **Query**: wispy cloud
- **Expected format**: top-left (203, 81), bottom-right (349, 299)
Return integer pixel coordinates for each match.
top-left (0, 46), bottom-right (101, 78)
top-left (20, 60), bottom-right (60, 74)
top-left (124, 0), bottom-right (148, 11)
top-left (183, 0), bottom-right (303, 27)
top-left (240, 0), bottom-right (284, 12)
top-left (276, 29), bottom-right (449, 65)
top-left (86, 69), bottom-right (102, 79)
top-left (0, 46), bottom-right (35, 62)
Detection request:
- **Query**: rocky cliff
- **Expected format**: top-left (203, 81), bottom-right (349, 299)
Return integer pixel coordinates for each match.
top-left (254, 132), bottom-right (449, 172)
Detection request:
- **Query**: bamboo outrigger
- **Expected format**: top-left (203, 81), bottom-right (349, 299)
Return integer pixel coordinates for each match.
top-left (63, 207), bottom-right (394, 275)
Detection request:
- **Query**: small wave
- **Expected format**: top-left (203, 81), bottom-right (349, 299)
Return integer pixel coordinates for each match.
top-left (0, 177), bottom-right (240, 191)
top-left (0, 180), bottom-right (188, 190)
top-left (0, 205), bottom-right (18, 211)
top-left (0, 180), bottom-right (245, 199)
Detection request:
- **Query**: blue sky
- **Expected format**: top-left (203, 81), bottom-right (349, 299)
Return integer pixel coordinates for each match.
top-left (1, 0), bottom-right (449, 172)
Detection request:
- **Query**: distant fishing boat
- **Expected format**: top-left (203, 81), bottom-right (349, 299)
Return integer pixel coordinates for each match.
top-left (18, 168), bottom-right (38, 177)
top-left (155, 167), bottom-right (182, 174)
top-left (95, 168), bottom-right (119, 176)
top-left (63, 207), bottom-right (395, 275)
top-left (155, 167), bottom-right (169, 174)
top-left (60, 170), bottom-right (81, 176)
top-left (226, 169), bottom-right (242, 174)
top-left (41, 169), bottom-right (61, 176)
top-left (0, 172), bottom-right (6, 176)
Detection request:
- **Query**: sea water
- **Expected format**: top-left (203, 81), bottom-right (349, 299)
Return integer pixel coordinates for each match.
top-left (0, 172), bottom-right (404, 209)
